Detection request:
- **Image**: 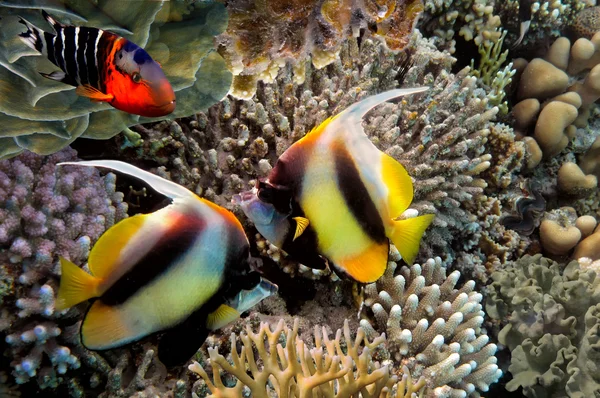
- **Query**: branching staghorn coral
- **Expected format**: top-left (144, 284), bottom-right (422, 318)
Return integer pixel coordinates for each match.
top-left (188, 318), bottom-right (426, 398)
top-left (486, 254), bottom-right (600, 397)
top-left (0, 1), bottom-right (231, 159)
top-left (0, 147), bottom-right (127, 389)
top-left (359, 256), bottom-right (502, 397)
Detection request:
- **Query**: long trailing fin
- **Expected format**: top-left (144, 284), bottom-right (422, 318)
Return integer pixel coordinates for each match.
top-left (343, 87), bottom-right (429, 123)
top-left (55, 257), bottom-right (101, 311)
top-left (389, 214), bottom-right (435, 265)
top-left (57, 160), bottom-right (196, 199)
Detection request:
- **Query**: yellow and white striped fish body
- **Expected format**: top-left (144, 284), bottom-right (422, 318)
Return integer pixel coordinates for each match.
top-left (239, 88), bottom-right (435, 283)
top-left (54, 161), bottom-right (265, 367)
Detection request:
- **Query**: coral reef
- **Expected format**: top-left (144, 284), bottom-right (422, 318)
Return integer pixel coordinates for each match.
top-left (0, 147), bottom-right (127, 389)
top-left (115, 32), bottom-right (527, 281)
top-left (188, 318), bottom-right (426, 397)
top-left (486, 254), bottom-right (600, 397)
top-left (0, 1), bottom-right (231, 159)
top-left (217, 0), bottom-right (424, 99)
top-left (359, 254), bottom-right (502, 397)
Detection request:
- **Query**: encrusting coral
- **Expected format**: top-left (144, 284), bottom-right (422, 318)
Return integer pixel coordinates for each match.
top-left (216, 0), bottom-right (424, 99)
top-left (359, 254), bottom-right (502, 397)
top-left (0, 147), bottom-right (127, 389)
top-left (0, 1), bottom-right (231, 160)
top-left (486, 254), bottom-right (600, 397)
top-left (188, 318), bottom-right (426, 398)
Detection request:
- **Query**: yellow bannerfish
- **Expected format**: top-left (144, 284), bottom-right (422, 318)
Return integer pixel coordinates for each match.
top-left (55, 161), bottom-right (276, 367)
top-left (234, 88), bottom-right (434, 283)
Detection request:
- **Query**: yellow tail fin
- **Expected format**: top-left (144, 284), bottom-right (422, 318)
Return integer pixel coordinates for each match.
top-left (55, 257), bottom-right (101, 311)
top-left (389, 214), bottom-right (435, 265)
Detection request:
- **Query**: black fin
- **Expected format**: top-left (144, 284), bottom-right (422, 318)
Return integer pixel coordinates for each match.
top-left (18, 17), bottom-right (44, 53)
top-left (158, 310), bottom-right (209, 368)
top-left (42, 10), bottom-right (63, 31)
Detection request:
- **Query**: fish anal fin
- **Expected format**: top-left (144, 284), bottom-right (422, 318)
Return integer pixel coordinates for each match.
top-left (381, 153), bottom-right (413, 217)
top-left (292, 216), bottom-right (310, 241)
top-left (158, 310), bottom-right (208, 368)
top-left (389, 214), bottom-right (435, 265)
top-left (81, 301), bottom-right (139, 350)
top-left (76, 84), bottom-right (114, 102)
top-left (335, 242), bottom-right (389, 283)
top-left (88, 213), bottom-right (148, 279)
top-left (56, 257), bottom-right (101, 311)
top-left (206, 304), bottom-right (240, 331)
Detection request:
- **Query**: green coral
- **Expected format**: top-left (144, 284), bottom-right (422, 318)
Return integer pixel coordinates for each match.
top-left (486, 254), bottom-right (600, 397)
top-left (0, 0), bottom-right (231, 159)
top-left (470, 30), bottom-right (515, 114)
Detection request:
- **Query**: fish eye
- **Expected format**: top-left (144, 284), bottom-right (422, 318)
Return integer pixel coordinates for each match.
top-left (132, 72), bottom-right (141, 83)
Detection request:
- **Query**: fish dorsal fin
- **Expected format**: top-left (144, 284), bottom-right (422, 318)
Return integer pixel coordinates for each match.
top-left (389, 214), bottom-right (435, 265)
top-left (42, 10), bottom-right (63, 31)
top-left (81, 301), bottom-right (140, 350)
top-left (87, 213), bottom-right (148, 279)
top-left (335, 242), bottom-right (389, 283)
top-left (57, 160), bottom-right (197, 200)
top-left (343, 87), bottom-right (429, 123)
top-left (76, 85), bottom-right (114, 102)
top-left (292, 216), bottom-right (310, 241)
top-left (55, 257), bottom-right (101, 311)
top-left (206, 304), bottom-right (240, 330)
top-left (381, 153), bottom-right (414, 218)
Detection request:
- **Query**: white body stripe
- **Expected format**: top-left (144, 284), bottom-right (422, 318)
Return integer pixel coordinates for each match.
top-left (94, 30), bottom-right (104, 85)
top-left (74, 27), bottom-right (80, 84)
top-left (60, 29), bottom-right (66, 70)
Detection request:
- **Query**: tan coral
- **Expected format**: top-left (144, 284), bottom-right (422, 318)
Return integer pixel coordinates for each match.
top-left (517, 59), bottom-right (570, 100)
top-left (188, 319), bottom-right (426, 398)
top-left (580, 135), bottom-right (600, 177)
top-left (570, 6), bottom-right (600, 39)
top-left (533, 102), bottom-right (578, 157)
top-left (513, 99), bottom-right (540, 131)
top-left (573, 230), bottom-right (600, 260)
top-left (523, 137), bottom-right (543, 169)
top-left (557, 162), bottom-right (598, 196)
top-left (576, 215), bottom-right (598, 237)
top-left (539, 219), bottom-right (582, 255)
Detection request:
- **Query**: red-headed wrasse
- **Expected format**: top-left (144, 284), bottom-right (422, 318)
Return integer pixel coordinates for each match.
top-left (234, 88), bottom-right (435, 284)
top-left (54, 160), bottom-right (276, 367)
top-left (18, 11), bottom-right (175, 117)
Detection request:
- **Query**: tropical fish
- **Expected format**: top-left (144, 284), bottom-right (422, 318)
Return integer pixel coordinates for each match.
top-left (234, 88), bottom-right (435, 283)
top-left (18, 11), bottom-right (175, 117)
top-left (54, 160), bottom-right (276, 367)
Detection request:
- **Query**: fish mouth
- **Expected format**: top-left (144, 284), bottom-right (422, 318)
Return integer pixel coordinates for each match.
top-left (232, 188), bottom-right (258, 205)
top-left (143, 99), bottom-right (176, 117)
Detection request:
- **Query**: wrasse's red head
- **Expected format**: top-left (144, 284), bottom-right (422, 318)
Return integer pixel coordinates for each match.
top-left (111, 42), bottom-right (176, 117)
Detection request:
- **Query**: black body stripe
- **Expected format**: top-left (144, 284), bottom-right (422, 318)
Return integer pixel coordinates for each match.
top-left (43, 32), bottom-right (57, 65)
top-left (31, 27), bottom-right (43, 52)
top-left (100, 214), bottom-right (207, 306)
top-left (96, 32), bottom-right (111, 92)
top-left (333, 140), bottom-right (387, 243)
top-left (76, 28), bottom-right (89, 85)
top-left (85, 28), bottom-right (99, 88)
top-left (53, 27), bottom-right (65, 71)
top-left (63, 26), bottom-right (78, 83)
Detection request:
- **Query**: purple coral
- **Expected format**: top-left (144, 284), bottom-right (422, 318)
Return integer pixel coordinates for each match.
top-left (0, 147), bottom-right (127, 388)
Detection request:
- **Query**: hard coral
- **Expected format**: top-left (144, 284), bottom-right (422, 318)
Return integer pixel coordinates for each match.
top-left (0, 1), bottom-right (231, 159)
top-left (217, 0), bottom-right (423, 99)
top-left (359, 255), bottom-right (501, 397)
top-left (118, 32), bottom-right (526, 281)
top-left (486, 254), bottom-right (600, 398)
top-left (0, 147), bottom-right (127, 389)
top-left (188, 318), bottom-right (426, 398)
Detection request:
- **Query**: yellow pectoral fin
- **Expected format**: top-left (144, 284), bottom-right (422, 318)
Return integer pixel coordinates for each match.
top-left (88, 213), bottom-right (148, 279)
top-left (206, 304), bottom-right (240, 331)
top-left (76, 84), bottom-right (114, 102)
top-left (81, 301), bottom-right (138, 350)
top-left (381, 153), bottom-right (414, 218)
top-left (389, 214), bottom-right (435, 265)
top-left (55, 257), bottom-right (101, 311)
top-left (292, 217), bottom-right (310, 241)
top-left (335, 242), bottom-right (389, 283)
